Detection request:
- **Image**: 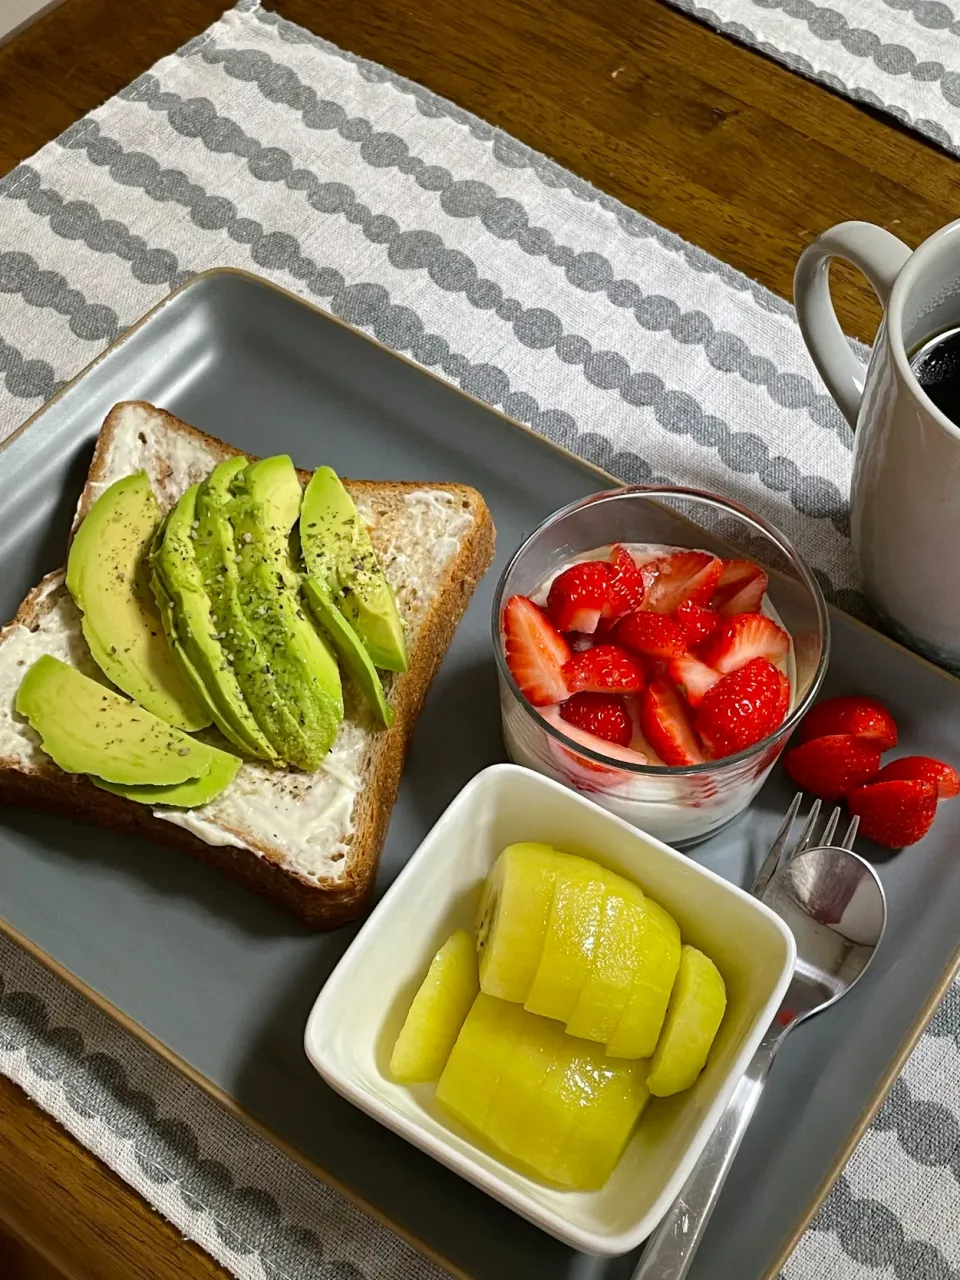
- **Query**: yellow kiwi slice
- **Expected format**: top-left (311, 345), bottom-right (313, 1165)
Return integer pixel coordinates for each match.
top-left (605, 897), bottom-right (682, 1060)
top-left (435, 993), bottom-right (526, 1133)
top-left (646, 945), bottom-right (727, 1097)
top-left (389, 930), bottom-right (479, 1083)
top-left (524, 858), bottom-right (612, 1023)
top-left (475, 843), bottom-right (561, 1003)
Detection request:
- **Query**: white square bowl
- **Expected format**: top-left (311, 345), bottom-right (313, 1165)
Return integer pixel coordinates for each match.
top-left (304, 764), bottom-right (796, 1256)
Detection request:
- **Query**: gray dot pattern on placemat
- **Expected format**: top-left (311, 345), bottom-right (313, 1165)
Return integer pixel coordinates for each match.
top-left (2, 128), bottom-right (852, 545)
top-left (96, 78), bottom-right (854, 529)
top-left (0, 968), bottom-right (367, 1277)
top-left (177, 37), bottom-right (848, 441)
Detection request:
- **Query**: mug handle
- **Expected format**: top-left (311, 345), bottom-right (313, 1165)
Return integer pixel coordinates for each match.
top-left (793, 221), bottom-right (912, 428)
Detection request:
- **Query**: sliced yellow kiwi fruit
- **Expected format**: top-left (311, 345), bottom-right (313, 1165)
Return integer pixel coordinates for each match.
top-left (389, 930), bottom-right (479, 1084)
top-left (605, 897), bottom-right (682, 1060)
top-left (546, 1045), bottom-right (651, 1190)
top-left (435, 993), bottom-right (525, 1133)
top-left (565, 889), bottom-right (648, 1044)
top-left (475, 843), bottom-right (561, 1003)
top-left (482, 1007), bottom-right (568, 1178)
top-left (524, 855), bottom-right (621, 1023)
top-left (646, 945), bottom-right (727, 1097)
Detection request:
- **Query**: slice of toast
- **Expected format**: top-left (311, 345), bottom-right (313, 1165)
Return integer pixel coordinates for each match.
top-left (0, 402), bottom-right (495, 929)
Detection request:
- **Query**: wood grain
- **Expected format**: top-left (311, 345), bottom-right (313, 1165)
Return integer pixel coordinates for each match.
top-left (2, 0), bottom-right (960, 342)
top-left (0, 0), bottom-right (956, 1276)
top-left (0, 1076), bottom-right (230, 1280)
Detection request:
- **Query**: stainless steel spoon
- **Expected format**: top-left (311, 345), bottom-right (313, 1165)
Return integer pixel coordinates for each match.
top-left (632, 840), bottom-right (887, 1280)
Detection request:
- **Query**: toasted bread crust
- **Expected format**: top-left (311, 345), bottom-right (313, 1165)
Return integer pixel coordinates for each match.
top-left (1, 402), bottom-right (495, 929)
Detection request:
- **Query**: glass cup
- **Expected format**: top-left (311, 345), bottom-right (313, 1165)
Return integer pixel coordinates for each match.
top-left (492, 487), bottom-right (830, 847)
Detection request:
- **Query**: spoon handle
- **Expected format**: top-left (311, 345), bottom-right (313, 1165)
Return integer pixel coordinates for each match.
top-left (630, 1028), bottom-right (782, 1280)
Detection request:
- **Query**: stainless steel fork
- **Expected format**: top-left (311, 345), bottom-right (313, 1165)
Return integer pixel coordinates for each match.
top-left (630, 794), bottom-right (863, 1280)
top-left (751, 792), bottom-right (860, 898)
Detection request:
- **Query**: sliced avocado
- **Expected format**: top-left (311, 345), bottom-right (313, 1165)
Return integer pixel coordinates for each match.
top-left (194, 457), bottom-right (315, 767)
top-left (301, 466), bottom-right (408, 673)
top-left (302, 577), bottom-right (394, 727)
top-left (15, 655), bottom-right (235, 786)
top-left (151, 486), bottom-right (277, 762)
top-left (228, 456), bottom-right (343, 769)
top-left (66, 473), bottom-right (211, 731)
top-left (93, 749), bottom-right (240, 807)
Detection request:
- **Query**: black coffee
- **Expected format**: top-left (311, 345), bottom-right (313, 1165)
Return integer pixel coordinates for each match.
top-left (910, 326), bottom-right (960, 424)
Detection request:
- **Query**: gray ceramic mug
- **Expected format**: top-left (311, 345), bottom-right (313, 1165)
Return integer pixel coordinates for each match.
top-left (795, 219), bottom-right (960, 665)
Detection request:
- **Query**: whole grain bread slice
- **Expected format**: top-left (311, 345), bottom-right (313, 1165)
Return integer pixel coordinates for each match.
top-left (0, 402), bottom-right (495, 929)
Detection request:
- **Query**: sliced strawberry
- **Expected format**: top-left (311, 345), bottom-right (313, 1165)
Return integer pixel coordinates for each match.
top-left (783, 733), bottom-right (882, 801)
top-left (676, 599), bottom-right (721, 648)
top-left (847, 779), bottom-right (937, 848)
top-left (667, 654), bottom-right (722, 708)
top-left (797, 695), bottom-right (898, 751)
top-left (696, 658), bottom-right (790, 759)
top-left (874, 755), bottom-right (960, 799)
top-left (503, 595), bottom-right (571, 706)
top-left (560, 692), bottom-right (632, 747)
top-left (712, 559), bottom-right (769, 616)
top-left (612, 611), bottom-right (687, 659)
top-left (643, 551), bottom-right (723, 614)
top-left (640, 678), bottom-right (703, 766)
top-left (546, 561), bottom-right (616, 634)
top-left (606, 544), bottom-right (646, 618)
top-left (542, 705), bottom-right (650, 785)
top-left (564, 643), bottom-right (647, 694)
top-left (700, 612), bottom-right (790, 675)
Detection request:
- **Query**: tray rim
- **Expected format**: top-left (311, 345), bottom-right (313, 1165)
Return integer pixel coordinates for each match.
top-left (0, 264), bottom-right (956, 1280)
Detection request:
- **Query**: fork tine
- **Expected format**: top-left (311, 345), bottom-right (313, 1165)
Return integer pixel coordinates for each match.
top-left (794, 798), bottom-right (823, 855)
top-left (841, 814), bottom-right (860, 849)
top-left (751, 792), bottom-right (803, 897)
top-left (820, 806), bottom-right (841, 848)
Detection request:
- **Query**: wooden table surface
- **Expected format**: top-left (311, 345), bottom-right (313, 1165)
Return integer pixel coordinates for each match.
top-left (0, 0), bottom-right (956, 1275)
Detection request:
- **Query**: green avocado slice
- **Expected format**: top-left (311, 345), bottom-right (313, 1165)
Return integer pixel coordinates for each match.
top-left (301, 466), bottom-right (408, 673)
top-left (302, 578), bottom-right (393, 727)
top-left (228, 456), bottom-right (343, 770)
top-left (194, 457), bottom-right (314, 768)
top-left (151, 486), bottom-right (277, 762)
top-left (66, 472), bottom-right (211, 731)
top-left (149, 513), bottom-right (224, 734)
top-left (15, 655), bottom-right (234, 786)
top-left (92, 748), bottom-right (240, 807)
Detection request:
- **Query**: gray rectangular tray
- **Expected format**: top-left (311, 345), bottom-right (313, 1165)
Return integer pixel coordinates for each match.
top-left (1, 269), bottom-right (958, 1280)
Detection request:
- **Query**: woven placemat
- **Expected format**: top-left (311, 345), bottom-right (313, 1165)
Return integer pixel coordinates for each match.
top-left (0, 4), bottom-right (957, 1277)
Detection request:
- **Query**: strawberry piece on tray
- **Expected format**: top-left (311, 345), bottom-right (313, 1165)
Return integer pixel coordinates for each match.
top-left (640, 677), bottom-right (703, 766)
top-left (503, 595), bottom-right (571, 706)
top-left (797, 695), bottom-right (898, 751)
top-left (696, 657), bottom-right (790, 759)
top-left (783, 733), bottom-right (882, 801)
top-left (847, 778), bottom-right (938, 848)
top-left (643, 551), bottom-right (722, 614)
top-left (701, 612), bottom-right (790, 674)
top-left (874, 755), bottom-right (960, 799)
top-left (612, 611), bottom-right (687, 659)
top-left (560, 692), bottom-right (632, 747)
top-left (667, 654), bottom-right (722, 708)
top-left (563, 643), bottom-right (647, 694)
top-left (712, 559), bottom-right (769, 616)
top-left (546, 561), bottom-right (615, 634)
